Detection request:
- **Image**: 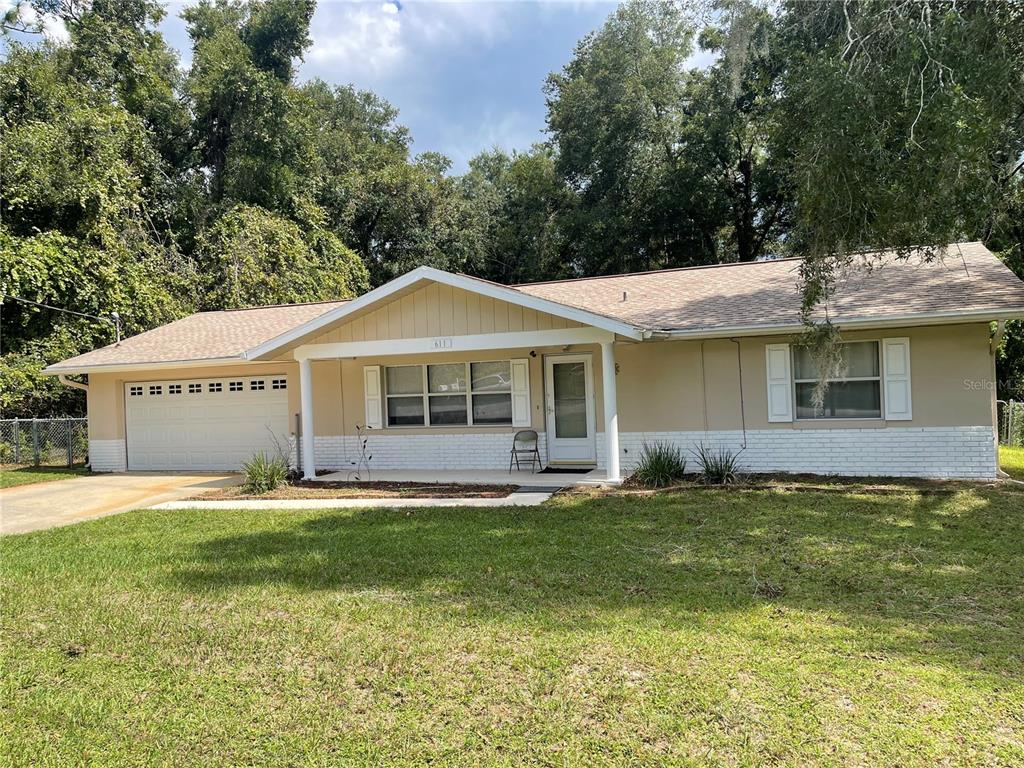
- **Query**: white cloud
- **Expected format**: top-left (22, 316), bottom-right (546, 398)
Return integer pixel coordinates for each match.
top-left (40, 12), bottom-right (70, 44)
top-left (2, 1), bottom-right (69, 44)
top-left (308, 0), bottom-right (513, 78)
top-left (308, 2), bottom-right (404, 74)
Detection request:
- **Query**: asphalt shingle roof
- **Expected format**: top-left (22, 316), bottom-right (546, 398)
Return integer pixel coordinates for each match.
top-left (514, 242), bottom-right (1024, 332)
top-left (46, 300), bottom-right (348, 372)
top-left (45, 242), bottom-right (1024, 372)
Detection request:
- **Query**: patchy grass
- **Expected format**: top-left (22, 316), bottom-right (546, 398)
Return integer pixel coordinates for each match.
top-left (1000, 444), bottom-right (1024, 480)
top-left (2, 486), bottom-right (1022, 766)
top-left (0, 465), bottom-right (90, 489)
top-left (192, 481), bottom-right (517, 500)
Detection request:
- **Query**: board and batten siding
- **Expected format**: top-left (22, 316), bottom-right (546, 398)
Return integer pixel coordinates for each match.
top-left (302, 283), bottom-right (584, 346)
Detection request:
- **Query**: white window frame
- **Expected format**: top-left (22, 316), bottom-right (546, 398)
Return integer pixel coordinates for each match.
top-left (792, 340), bottom-right (883, 421)
top-left (384, 360), bottom-right (516, 428)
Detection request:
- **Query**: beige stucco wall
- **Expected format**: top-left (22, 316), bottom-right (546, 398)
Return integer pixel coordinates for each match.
top-left (615, 323), bottom-right (994, 432)
top-left (302, 283), bottom-right (582, 347)
top-left (85, 323), bottom-right (995, 445)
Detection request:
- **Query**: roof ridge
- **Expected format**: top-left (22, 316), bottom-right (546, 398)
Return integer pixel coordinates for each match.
top-left (512, 241), bottom-right (989, 288)
top-left (513, 257), bottom-right (803, 287)
top-left (203, 298), bottom-right (353, 314)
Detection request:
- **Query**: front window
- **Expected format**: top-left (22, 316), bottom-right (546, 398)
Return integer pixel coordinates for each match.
top-left (470, 361), bottom-right (512, 425)
top-left (384, 361), bottom-right (515, 427)
top-left (793, 341), bottom-right (882, 419)
top-left (385, 366), bottom-right (425, 426)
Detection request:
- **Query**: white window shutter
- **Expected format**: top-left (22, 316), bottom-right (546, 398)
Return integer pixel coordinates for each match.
top-left (883, 337), bottom-right (912, 420)
top-left (510, 358), bottom-right (531, 427)
top-left (363, 365), bottom-right (383, 429)
top-left (765, 343), bottom-right (793, 422)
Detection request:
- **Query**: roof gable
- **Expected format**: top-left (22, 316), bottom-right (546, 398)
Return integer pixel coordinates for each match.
top-left (295, 282), bottom-right (583, 350)
top-left (245, 266), bottom-right (643, 360)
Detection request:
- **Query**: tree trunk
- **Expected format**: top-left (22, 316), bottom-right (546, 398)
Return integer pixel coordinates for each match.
top-left (735, 157), bottom-right (756, 262)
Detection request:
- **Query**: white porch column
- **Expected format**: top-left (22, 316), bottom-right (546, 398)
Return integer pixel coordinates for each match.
top-left (299, 357), bottom-right (316, 480)
top-left (601, 340), bottom-right (621, 483)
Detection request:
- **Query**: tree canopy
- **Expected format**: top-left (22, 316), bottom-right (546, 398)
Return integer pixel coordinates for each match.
top-left (2, 0), bottom-right (1023, 417)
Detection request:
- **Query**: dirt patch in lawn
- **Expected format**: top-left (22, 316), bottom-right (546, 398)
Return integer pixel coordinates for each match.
top-left (190, 480), bottom-right (519, 500)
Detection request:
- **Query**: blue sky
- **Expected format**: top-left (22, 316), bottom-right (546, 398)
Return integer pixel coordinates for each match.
top-left (158, 0), bottom-right (623, 173)
top-left (3, 0), bottom-right (714, 173)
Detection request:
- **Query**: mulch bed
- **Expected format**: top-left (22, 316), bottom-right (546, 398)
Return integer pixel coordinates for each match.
top-left (192, 481), bottom-right (519, 501)
top-left (613, 472), bottom-right (1021, 496)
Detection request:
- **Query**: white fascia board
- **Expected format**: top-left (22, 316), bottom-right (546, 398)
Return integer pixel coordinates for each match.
top-left (41, 356), bottom-right (253, 376)
top-left (657, 308), bottom-right (1024, 341)
top-left (293, 326), bottom-right (615, 361)
top-left (245, 266), bottom-right (643, 360)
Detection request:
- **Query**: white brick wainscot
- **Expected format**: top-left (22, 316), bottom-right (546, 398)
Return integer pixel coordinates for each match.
top-left (299, 432), bottom-right (549, 472)
top-left (88, 439), bottom-right (127, 472)
top-left (596, 426), bottom-right (997, 480)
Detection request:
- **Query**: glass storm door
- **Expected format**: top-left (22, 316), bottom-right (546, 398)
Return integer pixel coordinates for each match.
top-left (544, 354), bottom-right (596, 464)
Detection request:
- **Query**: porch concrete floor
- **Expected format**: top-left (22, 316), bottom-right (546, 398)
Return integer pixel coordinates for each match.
top-left (313, 468), bottom-right (614, 488)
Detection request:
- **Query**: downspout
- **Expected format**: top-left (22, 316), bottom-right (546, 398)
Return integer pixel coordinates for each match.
top-left (57, 374), bottom-right (90, 469)
top-left (990, 319), bottom-right (1006, 353)
top-left (58, 374), bottom-right (88, 392)
top-left (990, 320), bottom-right (1007, 479)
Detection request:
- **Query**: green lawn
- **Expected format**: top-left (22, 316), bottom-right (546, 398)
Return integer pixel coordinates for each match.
top-left (0, 465), bottom-right (90, 489)
top-left (1001, 444), bottom-right (1024, 480)
top-left (2, 486), bottom-right (1022, 766)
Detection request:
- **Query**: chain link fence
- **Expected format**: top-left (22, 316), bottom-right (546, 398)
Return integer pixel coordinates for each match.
top-left (998, 400), bottom-right (1023, 446)
top-left (0, 418), bottom-right (88, 467)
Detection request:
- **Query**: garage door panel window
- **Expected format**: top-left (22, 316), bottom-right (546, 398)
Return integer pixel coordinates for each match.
top-left (384, 361), bottom-right (514, 427)
top-left (793, 341), bottom-right (882, 420)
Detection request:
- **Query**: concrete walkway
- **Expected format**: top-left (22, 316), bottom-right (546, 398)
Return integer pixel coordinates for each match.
top-left (1, 473), bottom-right (239, 535)
top-left (152, 488), bottom-right (555, 511)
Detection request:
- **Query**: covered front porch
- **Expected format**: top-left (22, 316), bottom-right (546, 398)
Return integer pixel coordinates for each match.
top-left (288, 327), bottom-right (625, 484)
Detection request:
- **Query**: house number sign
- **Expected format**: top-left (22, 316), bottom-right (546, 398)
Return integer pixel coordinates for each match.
top-left (432, 337), bottom-right (454, 350)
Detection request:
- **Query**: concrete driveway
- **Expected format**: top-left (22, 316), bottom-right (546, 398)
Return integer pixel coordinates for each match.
top-left (0, 473), bottom-right (240, 535)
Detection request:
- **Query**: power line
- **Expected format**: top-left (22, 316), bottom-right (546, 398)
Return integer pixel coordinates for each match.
top-left (1, 294), bottom-right (121, 342)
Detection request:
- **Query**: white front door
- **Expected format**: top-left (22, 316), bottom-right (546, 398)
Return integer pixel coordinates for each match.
top-left (544, 354), bottom-right (597, 464)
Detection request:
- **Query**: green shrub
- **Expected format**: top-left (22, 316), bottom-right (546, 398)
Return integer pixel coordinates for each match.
top-left (632, 442), bottom-right (687, 488)
top-left (692, 443), bottom-right (743, 485)
top-left (241, 452), bottom-right (288, 494)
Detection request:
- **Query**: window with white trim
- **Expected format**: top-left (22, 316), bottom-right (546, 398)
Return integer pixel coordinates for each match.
top-left (793, 341), bottom-right (881, 419)
top-left (188, 383), bottom-right (202, 393)
top-left (229, 381), bottom-right (243, 392)
top-left (168, 384), bottom-right (182, 395)
top-left (272, 379), bottom-right (287, 390)
top-left (208, 382), bottom-right (222, 393)
top-left (250, 380), bottom-right (265, 391)
top-left (129, 386), bottom-right (143, 396)
top-left (384, 361), bottom-right (514, 427)
top-left (149, 385), bottom-right (162, 396)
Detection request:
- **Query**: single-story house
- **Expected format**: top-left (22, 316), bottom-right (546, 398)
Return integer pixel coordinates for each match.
top-left (45, 241), bottom-right (1024, 481)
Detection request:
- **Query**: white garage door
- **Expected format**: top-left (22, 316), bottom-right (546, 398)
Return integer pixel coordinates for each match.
top-left (125, 375), bottom-right (290, 470)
